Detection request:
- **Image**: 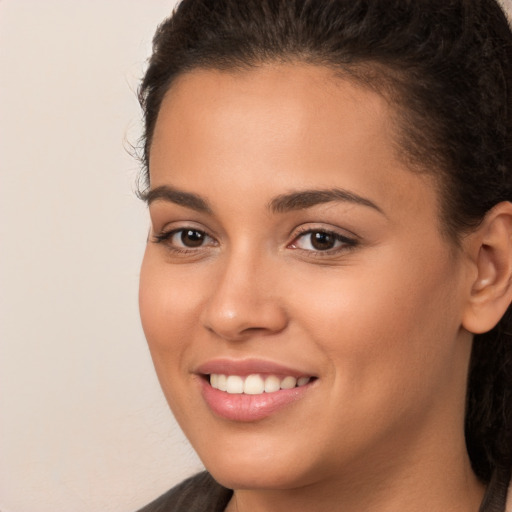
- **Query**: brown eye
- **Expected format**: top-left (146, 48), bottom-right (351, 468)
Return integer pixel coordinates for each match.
top-left (153, 227), bottom-right (216, 251)
top-left (289, 229), bottom-right (357, 253)
top-left (310, 232), bottom-right (336, 250)
top-left (180, 229), bottom-right (206, 247)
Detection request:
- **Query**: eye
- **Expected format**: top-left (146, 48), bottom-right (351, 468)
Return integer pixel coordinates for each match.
top-left (289, 229), bottom-right (357, 252)
top-left (173, 228), bottom-right (208, 248)
top-left (153, 227), bottom-right (216, 250)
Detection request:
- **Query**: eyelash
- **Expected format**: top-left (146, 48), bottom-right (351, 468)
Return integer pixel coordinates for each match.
top-left (152, 228), bottom-right (217, 255)
top-left (152, 226), bottom-right (358, 257)
top-left (287, 227), bottom-right (358, 256)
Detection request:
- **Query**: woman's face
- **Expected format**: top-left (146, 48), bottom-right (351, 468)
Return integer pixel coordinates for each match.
top-left (139, 64), bottom-right (474, 490)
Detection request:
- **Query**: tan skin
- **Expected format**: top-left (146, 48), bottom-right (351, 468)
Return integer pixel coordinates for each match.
top-left (139, 64), bottom-right (512, 512)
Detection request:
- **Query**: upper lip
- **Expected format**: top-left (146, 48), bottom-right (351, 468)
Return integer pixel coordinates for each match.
top-left (196, 358), bottom-right (316, 378)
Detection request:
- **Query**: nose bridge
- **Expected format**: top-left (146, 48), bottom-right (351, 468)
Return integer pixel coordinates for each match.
top-left (201, 244), bottom-right (287, 340)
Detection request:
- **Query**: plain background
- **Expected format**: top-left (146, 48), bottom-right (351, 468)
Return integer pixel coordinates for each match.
top-left (1, 1), bottom-right (511, 512)
top-left (0, 2), bottom-right (203, 512)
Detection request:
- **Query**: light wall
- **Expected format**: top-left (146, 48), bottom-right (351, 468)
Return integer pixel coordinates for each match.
top-left (0, 2), bottom-right (203, 512)
top-left (1, 1), bottom-right (511, 512)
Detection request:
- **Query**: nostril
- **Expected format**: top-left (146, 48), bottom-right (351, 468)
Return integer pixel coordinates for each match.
top-left (201, 306), bottom-right (288, 341)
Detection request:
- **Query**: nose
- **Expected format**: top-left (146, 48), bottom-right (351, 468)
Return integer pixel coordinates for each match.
top-left (200, 251), bottom-right (288, 342)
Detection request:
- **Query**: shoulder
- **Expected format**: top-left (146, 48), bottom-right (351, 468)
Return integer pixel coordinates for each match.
top-left (135, 472), bottom-right (233, 512)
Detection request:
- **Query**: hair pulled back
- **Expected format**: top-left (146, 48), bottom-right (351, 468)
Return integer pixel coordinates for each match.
top-left (139, 0), bottom-right (512, 509)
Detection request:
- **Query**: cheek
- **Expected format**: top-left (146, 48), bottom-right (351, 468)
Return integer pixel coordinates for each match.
top-left (290, 246), bottom-right (463, 403)
top-left (139, 248), bottom-right (200, 359)
top-left (138, 248), bottom-right (212, 425)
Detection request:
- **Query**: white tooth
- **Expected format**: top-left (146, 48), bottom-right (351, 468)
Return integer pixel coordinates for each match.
top-left (297, 377), bottom-right (310, 387)
top-left (217, 374), bottom-right (227, 392)
top-left (280, 376), bottom-right (297, 390)
top-left (210, 374), bottom-right (219, 389)
top-left (226, 375), bottom-right (244, 394)
top-left (244, 374), bottom-right (265, 395)
top-left (264, 375), bottom-right (281, 393)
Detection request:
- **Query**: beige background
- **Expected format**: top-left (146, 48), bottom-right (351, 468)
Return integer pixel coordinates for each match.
top-left (0, 2), bottom-right (203, 512)
top-left (1, 1), bottom-right (511, 511)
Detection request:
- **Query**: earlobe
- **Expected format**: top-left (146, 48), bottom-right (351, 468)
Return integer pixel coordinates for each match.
top-left (462, 201), bottom-right (512, 335)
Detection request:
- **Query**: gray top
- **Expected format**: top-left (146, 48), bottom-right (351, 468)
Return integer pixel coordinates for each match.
top-left (136, 472), bottom-right (233, 512)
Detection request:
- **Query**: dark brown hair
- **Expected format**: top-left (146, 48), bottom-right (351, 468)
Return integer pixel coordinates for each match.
top-left (138, 1), bottom-right (512, 509)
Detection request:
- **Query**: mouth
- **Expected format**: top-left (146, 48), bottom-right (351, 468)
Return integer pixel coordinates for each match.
top-left (208, 373), bottom-right (313, 395)
top-left (196, 360), bottom-right (317, 422)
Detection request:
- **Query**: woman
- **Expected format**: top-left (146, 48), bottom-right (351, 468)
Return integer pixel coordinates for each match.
top-left (136, 0), bottom-right (512, 510)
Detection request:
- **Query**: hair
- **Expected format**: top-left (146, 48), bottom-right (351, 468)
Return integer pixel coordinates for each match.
top-left (138, 0), bottom-right (512, 509)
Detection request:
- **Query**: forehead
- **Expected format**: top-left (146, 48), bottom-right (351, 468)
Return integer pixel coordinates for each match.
top-left (149, 64), bottom-right (438, 223)
top-left (152, 64), bottom-right (392, 164)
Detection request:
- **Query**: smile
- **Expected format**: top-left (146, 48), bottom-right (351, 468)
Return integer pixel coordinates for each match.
top-left (209, 374), bottom-right (312, 395)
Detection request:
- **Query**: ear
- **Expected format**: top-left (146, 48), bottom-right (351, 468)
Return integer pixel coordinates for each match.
top-left (462, 201), bottom-right (512, 334)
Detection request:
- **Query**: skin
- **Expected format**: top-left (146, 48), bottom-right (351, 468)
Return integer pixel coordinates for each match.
top-left (139, 64), bottom-right (489, 511)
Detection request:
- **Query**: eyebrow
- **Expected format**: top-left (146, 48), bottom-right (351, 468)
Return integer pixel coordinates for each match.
top-left (141, 185), bottom-right (383, 216)
top-left (269, 188), bottom-right (384, 215)
top-left (141, 185), bottom-right (212, 213)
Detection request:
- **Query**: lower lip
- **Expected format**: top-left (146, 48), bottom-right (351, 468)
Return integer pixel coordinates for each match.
top-left (200, 378), bottom-right (313, 422)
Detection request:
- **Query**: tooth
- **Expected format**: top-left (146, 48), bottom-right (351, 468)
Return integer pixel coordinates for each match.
top-left (244, 374), bottom-right (265, 395)
top-left (211, 373), bottom-right (310, 394)
top-left (280, 376), bottom-right (297, 390)
top-left (297, 377), bottom-right (310, 387)
top-left (217, 374), bottom-right (227, 392)
top-left (226, 375), bottom-right (244, 394)
top-left (264, 375), bottom-right (281, 393)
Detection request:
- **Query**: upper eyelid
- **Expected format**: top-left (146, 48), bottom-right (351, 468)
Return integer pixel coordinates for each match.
top-left (153, 221), bottom-right (218, 239)
top-left (287, 226), bottom-right (360, 254)
top-left (156, 226), bottom-right (214, 239)
top-left (290, 224), bottom-right (359, 241)
top-left (291, 230), bottom-right (357, 246)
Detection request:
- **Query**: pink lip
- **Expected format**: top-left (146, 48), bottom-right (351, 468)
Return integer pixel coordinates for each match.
top-left (195, 358), bottom-right (316, 422)
top-left (196, 358), bottom-right (314, 378)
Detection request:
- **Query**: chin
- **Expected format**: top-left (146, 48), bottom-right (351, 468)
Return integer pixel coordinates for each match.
top-left (190, 427), bottom-right (324, 491)
top-left (206, 457), bottom-right (315, 491)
